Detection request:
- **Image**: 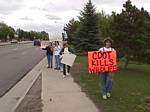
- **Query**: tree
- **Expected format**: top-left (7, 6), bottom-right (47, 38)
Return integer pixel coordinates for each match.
top-left (8, 26), bottom-right (15, 40)
top-left (64, 18), bottom-right (80, 45)
top-left (140, 8), bottom-right (150, 63)
top-left (17, 29), bottom-right (24, 41)
top-left (111, 0), bottom-right (147, 69)
top-left (142, 8), bottom-right (150, 49)
top-left (75, 0), bottom-right (100, 53)
top-left (97, 10), bottom-right (113, 39)
top-left (16, 29), bottom-right (49, 41)
top-left (41, 31), bottom-right (49, 40)
top-left (0, 22), bottom-right (15, 41)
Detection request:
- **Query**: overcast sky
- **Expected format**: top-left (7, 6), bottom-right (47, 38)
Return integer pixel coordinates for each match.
top-left (0, 0), bottom-right (149, 34)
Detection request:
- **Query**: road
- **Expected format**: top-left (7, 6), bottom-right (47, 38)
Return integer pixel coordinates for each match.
top-left (0, 43), bottom-right (46, 97)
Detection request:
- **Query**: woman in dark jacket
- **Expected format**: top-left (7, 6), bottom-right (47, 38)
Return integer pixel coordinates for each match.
top-left (42, 42), bottom-right (53, 68)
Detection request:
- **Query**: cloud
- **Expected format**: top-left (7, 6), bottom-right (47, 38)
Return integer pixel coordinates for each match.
top-left (92, 0), bottom-right (122, 5)
top-left (0, 0), bottom-right (24, 15)
top-left (95, 0), bottom-right (150, 14)
top-left (20, 23), bottom-right (63, 33)
top-left (1, 0), bottom-right (150, 34)
top-left (45, 14), bottom-right (62, 20)
top-left (42, 8), bottom-right (50, 12)
top-left (0, 16), bottom-right (3, 19)
top-left (20, 17), bottom-right (33, 21)
top-left (93, 0), bottom-right (150, 6)
top-left (42, 0), bottom-right (86, 13)
top-left (0, 15), bottom-right (5, 22)
top-left (30, 6), bottom-right (41, 11)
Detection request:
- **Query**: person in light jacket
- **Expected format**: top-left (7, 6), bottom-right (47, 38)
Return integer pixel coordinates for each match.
top-left (54, 41), bottom-right (61, 70)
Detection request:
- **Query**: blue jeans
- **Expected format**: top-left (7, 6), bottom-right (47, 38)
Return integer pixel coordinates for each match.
top-left (100, 72), bottom-right (113, 96)
top-left (47, 54), bottom-right (53, 68)
top-left (55, 55), bottom-right (60, 69)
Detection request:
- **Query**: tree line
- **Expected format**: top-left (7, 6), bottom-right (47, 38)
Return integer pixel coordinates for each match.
top-left (64, 0), bottom-right (150, 68)
top-left (0, 22), bottom-right (49, 42)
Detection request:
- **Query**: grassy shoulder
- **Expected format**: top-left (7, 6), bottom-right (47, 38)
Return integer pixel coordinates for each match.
top-left (71, 56), bottom-right (150, 112)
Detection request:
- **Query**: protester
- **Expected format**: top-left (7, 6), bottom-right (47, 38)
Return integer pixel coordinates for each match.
top-left (59, 46), bottom-right (63, 72)
top-left (54, 41), bottom-right (61, 70)
top-left (99, 37), bottom-right (115, 100)
top-left (42, 42), bottom-right (53, 68)
top-left (60, 43), bottom-right (73, 78)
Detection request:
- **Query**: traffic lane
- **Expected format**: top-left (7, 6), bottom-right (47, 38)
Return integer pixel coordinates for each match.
top-left (0, 43), bottom-right (34, 57)
top-left (0, 45), bottom-right (45, 96)
top-left (0, 45), bottom-right (46, 97)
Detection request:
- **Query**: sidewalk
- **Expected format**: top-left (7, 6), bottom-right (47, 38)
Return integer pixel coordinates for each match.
top-left (42, 68), bottom-right (100, 112)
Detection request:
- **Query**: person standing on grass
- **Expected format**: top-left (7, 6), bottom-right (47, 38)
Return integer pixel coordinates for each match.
top-left (99, 37), bottom-right (115, 100)
top-left (60, 43), bottom-right (73, 78)
top-left (42, 42), bottom-right (53, 68)
top-left (54, 41), bottom-right (61, 70)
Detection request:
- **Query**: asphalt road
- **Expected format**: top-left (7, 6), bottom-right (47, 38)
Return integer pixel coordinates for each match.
top-left (0, 43), bottom-right (46, 97)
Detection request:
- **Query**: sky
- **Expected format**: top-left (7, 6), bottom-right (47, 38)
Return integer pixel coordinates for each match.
top-left (0, 0), bottom-right (150, 34)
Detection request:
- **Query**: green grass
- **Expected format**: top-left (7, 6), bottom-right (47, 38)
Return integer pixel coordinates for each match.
top-left (71, 56), bottom-right (150, 112)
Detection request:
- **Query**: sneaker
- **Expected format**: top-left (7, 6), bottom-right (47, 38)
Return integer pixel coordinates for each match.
top-left (47, 66), bottom-right (50, 68)
top-left (63, 75), bottom-right (66, 78)
top-left (102, 95), bottom-right (107, 100)
top-left (66, 73), bottom-right (70, 76)
top-left (54, 68), bottom-right (59, 70)
top-left (107, 93), bottom-right (111, 98)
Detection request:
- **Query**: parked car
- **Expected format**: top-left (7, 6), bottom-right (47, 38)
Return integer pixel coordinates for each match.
top-left (34, 40), bottom-right (41, 46)
top-left (11, 40), bottom-right (18, 44)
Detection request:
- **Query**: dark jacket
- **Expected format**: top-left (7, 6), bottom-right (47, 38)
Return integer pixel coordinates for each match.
top-left (42, 46), bottom-right (53, 55)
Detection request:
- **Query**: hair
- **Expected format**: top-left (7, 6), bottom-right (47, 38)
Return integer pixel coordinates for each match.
top-left (63, 42), bottom-right (68, 48)
top-left (55, 41), bottom-right (59, 46)
top-left (49, 42), bottom-right (52, 46)
top-left (103, 37), bottom-right (113, 45)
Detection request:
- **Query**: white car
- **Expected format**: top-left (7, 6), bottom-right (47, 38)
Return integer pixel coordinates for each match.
top-left (11, 40), bottom-right (18, 44)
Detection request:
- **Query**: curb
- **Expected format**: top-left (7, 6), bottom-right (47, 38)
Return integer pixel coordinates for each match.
top-left (13, 57), bottom-right (47, 112)
top-left (13, 73), bottom-right (42, 112)
top-left (0, 57), bottom-right (47, 112)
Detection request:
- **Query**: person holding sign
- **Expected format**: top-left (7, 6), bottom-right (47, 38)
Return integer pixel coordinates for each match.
top-left (60, 43), bottom-right (74, 78)
top-left (99, 37), bottom-right (115, 100)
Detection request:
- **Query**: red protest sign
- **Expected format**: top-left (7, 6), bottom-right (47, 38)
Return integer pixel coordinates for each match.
top-left (88, 51), bottom-right (118, 74)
